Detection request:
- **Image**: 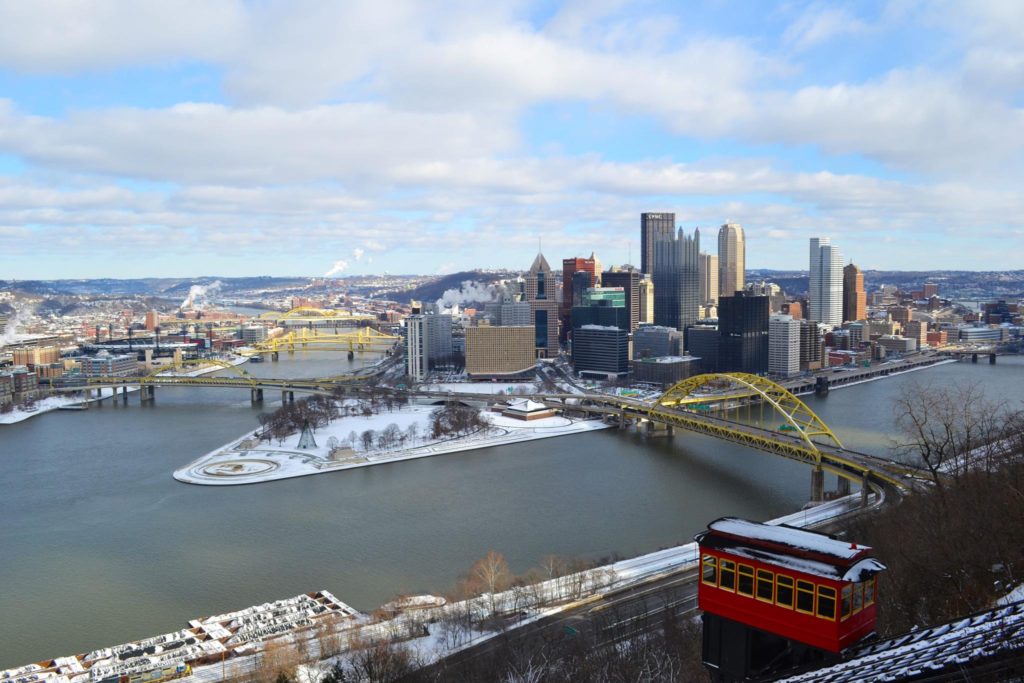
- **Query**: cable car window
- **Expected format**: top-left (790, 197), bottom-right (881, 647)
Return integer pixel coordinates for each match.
top-left (719, 560), bottom-right (736, 591)
top-left (864, 578), bottom-right (875, 606)
top-left (841, 585), bottom-right (852, 620)
top-left (817, 586), bottom-right (837, 620)
top-left (702, 555), bottom-right (717, 585)
top-left (756, 569), bottom-right (774, 602)
top-left (796, 580), bottom-right (815, 614)
top-left (853, 583), bottom-right (864, 613)
top-left (738, 565), bottom-right (755, 597)
top-left (776, 575), bottom-right (794, 608)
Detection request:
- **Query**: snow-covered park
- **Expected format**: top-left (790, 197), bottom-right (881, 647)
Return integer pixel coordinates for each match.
top-left (174, 400), bottom-right (610, 485)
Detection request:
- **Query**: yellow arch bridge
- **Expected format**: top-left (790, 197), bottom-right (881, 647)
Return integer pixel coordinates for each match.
top-left (580, 372), bottom-right (914, 497)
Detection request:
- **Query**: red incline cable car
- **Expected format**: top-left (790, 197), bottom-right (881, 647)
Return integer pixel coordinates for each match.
top-left (696, 518), bottom-right (886, 680)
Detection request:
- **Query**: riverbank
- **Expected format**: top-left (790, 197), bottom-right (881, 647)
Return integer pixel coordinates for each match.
top-left (0, 356), bottom-right (249, 426)
top-left (174, 404), bottom-right (611, 485)
top-left (790, 357), bottom-right (959, 397)
top-left (0, 490), bottom-right (875, 682)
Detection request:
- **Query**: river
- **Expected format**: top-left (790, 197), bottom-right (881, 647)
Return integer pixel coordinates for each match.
top-left (1, 354), bottom-right (1021, 667)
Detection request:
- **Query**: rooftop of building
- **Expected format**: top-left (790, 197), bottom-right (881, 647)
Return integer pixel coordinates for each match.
top-left (779, 599), bottom-right (1024, 682)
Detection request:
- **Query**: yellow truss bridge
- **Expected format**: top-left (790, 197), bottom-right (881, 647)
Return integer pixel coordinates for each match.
top-left (258, 306), bottom-right (376, 324)
top-left (246, 327), bottom-right (401, 355)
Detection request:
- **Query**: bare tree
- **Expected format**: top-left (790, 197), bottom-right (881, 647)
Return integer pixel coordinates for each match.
top-left (347, 637), bottom-right (418, 682)
top-left (894, 380), bottom-right (1008, 494)
top-left (252, 638), bottom-right (302, 683)
top-left (360, 429), bottom-right (376, 451)
top-left (378, 423), bottom-right (402, 450)
top-left (405, 422), bottom-right (419, 444)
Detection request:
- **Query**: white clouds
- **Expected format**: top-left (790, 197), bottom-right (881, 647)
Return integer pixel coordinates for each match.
top-left (783, 5), bottom-right (868, 51)
top-left (0, 0), bottom-right (245, 71)
top-left (750, 70), bottom-right (1024, 176)
top-left (0, 1), bottom-right (1022, 273)
top-left (0, 100), bottom-right (517, 186)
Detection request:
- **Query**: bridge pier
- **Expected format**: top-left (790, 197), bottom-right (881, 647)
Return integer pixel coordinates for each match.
top-left (972, 353), bottom-right (978, 363)
top-left (814, 377), bottom-right (830, 397)
top-left (810, 466), bottom-right (824, 503)
top-left (861, 474), bottom-right (870, 507)
top-left (990, 353), bottom-right (997, 364)
top-left (282, 390), bottom-right (295, 403)
top-left (645, 421), bottom-right (674, 437)
top-left (271, 352), bottom-right (279, 362)
top-left (251, 388), bottom-right (264, 403)
top-left (836, 476), bottom-right (851, 496)
top-left (140, 385), bottom-right (155, 403)
top-left (121, 386), bottom-right (129, 403)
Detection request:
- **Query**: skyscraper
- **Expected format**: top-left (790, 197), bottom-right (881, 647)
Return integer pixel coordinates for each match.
top-left (652, 227), bottom-right (700, 334)
top-left (638, 275), bottom-right (654, 324)
top-left (842, 263), bottom-right (867, 323)
top-left (718, 292), bottom-right (769, 374)
top-left (525, 252), bottom-right (559, 356)
top-left (561, 256), bottom-right (597, 342)
top-left (699, 252), bottom-right (719, 306)
top-left (601, 268), bottom-right (641, 332)
top-left (717, 222), bottom-right (745, 298)
top-left (405, 313), bottom-right (453, 381)
top-left (641, 212), bottom-right (675, 276)
top-left (808, 238), bottom-right (844, 326)
top-left (769, 314), bottom-right (801, 377)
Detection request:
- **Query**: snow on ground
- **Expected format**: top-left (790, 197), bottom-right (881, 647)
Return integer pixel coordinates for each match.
top-left (0, 386), bottom-right (134, 425)
top-left (998, 583), bottom-right (1024, 606)
top-left (418, 381), bottom-right (540, 395)
top-left (174, 403), bottom-right (611, 485)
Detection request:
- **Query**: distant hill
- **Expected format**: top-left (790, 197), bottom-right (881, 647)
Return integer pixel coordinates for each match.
top-left (374, 270), bottom-right (518, 304)
top-left (0, 277), bottom-right (311, 297)
top-left (749, 270), bottom-right (1024, 298)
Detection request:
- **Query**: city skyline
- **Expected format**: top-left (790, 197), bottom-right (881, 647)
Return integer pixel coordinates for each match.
top-left (1, 1), bottom-right (1023, 279)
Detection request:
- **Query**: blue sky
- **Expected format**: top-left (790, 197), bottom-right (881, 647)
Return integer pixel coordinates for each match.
top-left (0, 0), bottom-right (1022, 278)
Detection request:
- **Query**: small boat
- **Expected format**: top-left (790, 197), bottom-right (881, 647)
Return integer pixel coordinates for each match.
top-left (58, 404), bottom-right (87, 411)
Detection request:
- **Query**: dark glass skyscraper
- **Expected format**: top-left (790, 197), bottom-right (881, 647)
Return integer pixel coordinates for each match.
top-left (600, 269), bottom-right (641, 332)
top-left (718, 292), bottom-right (769, 374)
top-left (652, 226), bottom-right (700, 334)
top-left (641, 212), bottom-right (675, 276)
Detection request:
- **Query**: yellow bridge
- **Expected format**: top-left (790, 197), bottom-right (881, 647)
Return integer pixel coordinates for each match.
top-left (258, 306), bottom-right (377, 324)
top-left (246, 327), bottom-right (401, 356)
top-left (595, 373), bottom-right (914, 494)
top-left (56, 358), bottom-right (377, 404)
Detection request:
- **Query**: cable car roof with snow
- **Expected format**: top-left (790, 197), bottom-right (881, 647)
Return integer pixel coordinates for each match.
top-left (696, 517), bottom-right (886, 583)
